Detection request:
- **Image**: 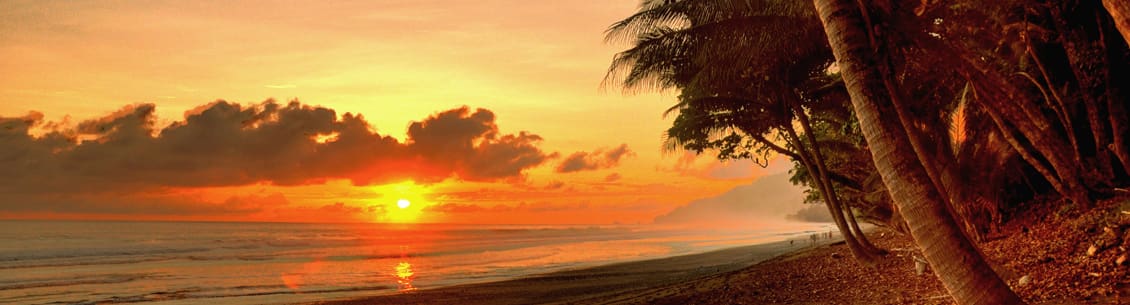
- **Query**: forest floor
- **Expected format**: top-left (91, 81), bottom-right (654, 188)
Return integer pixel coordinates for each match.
top-left (980, 194), bottom-right (1130, 303)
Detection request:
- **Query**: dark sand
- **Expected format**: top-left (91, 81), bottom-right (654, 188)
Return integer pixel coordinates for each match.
top-left (308, 235), bottom-right (842, 305)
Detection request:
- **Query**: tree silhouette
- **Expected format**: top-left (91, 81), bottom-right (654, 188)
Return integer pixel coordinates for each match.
top-left (605, 0), bottom-right (886, 261)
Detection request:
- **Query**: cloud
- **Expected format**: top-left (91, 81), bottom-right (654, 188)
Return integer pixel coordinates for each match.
top-left (406, 107), bottom-right (556, 182)
top-left (603, 173), bottom-right (622, 182)
top-left (543, 180), bottom-right (566, 190)
top-left (0, 100), bottom-right (553, 214)
top-left (652, 172), bottom-right (818, 226)
top-left (555, 143), bottom-right (634, 173)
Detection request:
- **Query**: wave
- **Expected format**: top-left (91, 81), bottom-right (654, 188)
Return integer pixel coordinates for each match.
top-left (18, 284), bottom-right (397, 305)
top-left (0, 273), bottom-right (159, 291)
top-left (0, 256), bottom-right (178, 270)
top-left (0, 247), bottom-right (208, 263)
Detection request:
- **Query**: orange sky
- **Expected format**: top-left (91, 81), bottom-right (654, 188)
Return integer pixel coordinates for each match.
top-left (0, 1), bottom-right (795, 224)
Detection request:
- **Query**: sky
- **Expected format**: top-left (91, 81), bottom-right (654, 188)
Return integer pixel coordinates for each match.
top-left (0, 0), bottom-right (800, 225)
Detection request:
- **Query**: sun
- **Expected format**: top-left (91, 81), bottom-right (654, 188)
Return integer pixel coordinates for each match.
top-left (369, 181), bottom-right (432, 223)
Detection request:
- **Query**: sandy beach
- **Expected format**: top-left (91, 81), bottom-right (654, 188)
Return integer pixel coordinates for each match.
top-left (308, 233), bottom-right (848, 305)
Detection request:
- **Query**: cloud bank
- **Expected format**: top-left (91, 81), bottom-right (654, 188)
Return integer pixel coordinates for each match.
top-left (0, 100), bottom-right (553, 214)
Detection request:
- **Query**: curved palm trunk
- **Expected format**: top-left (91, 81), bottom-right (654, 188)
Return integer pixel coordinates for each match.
top-left (964, 56), bottom-right (1090, 207)
top-left (970, 90), bottom-right (1067, 191)
top-left (883, 63), bottom-right (986, 242)
top-left (1111, 96), bottom-right (1130, 175)
top-left (908, 28), bottom-right (1093, 207)
top-left (886, 70), bottom-right (989, 241)
top-left (785, 123), bottom-right (877, 263)
top-left (792, 102), bottom-right (886, 255)
top-left (813, 0), bottom-right (1024, 304)
top-left (949, 50), bottom-right (1092, 207)
top-left (1052, 5), bottom-right (1116, 181)
top-left (842, 202), bottom-right (884, 253)
top-left (1104, 0), bottom-right (1130, 46)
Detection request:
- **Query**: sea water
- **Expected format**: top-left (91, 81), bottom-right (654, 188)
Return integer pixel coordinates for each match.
top-left (0, 220), bottom-right (831, 304)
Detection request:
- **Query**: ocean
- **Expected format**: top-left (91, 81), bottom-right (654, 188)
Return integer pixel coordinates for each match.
top-left (0, 220), bottom-right (832, 304)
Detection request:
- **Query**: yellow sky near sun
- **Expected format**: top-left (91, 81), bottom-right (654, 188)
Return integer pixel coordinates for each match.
top-left (0, 1), bottom-right (788, 224)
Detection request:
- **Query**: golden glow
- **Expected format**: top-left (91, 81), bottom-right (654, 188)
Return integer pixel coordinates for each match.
top-left (281, 258), bottom-right (325, 291)
top-left (0, 1), bottom-right (781, 225)
top-left (394, 261), bottom-right (417, 292)
top-left (312, 132), bottom-right (340, 144)
top-left (371, 181), bottom-right (432, 223)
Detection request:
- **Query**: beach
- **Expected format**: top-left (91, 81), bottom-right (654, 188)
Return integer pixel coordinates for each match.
top-left (310, 233), bottom-right (850, 305)
top-left (313, 227), bottom-right (959, 305)
top-left (0, 220), bottom-right (835, 305)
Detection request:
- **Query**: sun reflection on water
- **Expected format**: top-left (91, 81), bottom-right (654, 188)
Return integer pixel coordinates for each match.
top-left (395, 246), bottom-right (417, 292)
top-left (394, 261), bottom-right (416, 292)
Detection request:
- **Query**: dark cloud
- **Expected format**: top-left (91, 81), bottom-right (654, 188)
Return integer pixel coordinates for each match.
top-left (404, 107), bottom-right (556, 182)
top-left (555, 143), bottom-right (634, 173)
top-left (603, 173), bottom-right (622, 182)
top-left (0, 100), bottom-right (553, 214)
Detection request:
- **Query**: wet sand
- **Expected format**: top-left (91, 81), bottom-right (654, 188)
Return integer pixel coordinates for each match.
top-left (308, 235), bottom-right (841, 305)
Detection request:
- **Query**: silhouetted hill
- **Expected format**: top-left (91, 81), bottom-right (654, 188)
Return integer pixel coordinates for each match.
top-left (653, 172), bottom-right (821, 226)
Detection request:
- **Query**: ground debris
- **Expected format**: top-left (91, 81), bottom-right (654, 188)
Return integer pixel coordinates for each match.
top-left (982, 196), bottom-right (1130, 303)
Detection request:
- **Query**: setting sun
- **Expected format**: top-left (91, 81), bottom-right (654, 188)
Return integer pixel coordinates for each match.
top-left (369, 181), bottom-right (432, 223)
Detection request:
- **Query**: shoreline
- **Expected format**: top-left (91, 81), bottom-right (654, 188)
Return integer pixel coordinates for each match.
top-left (308, 232), bottom-right (844, 305)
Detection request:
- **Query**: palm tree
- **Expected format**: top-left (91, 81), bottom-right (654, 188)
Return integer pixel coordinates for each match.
top-left (811, 0), bottom-right (1024, 303)
top-left (907, 0), bottom-right (1130, 207)
top-left (605, 0), bottom-right (886, 261)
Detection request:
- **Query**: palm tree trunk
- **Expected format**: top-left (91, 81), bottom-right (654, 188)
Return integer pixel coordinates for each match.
top-left (909, 27), bottom-right (1093, 207)
top-left (842, 202), bottom-right (884, 254)
top-left (881, 60), bottom-right (987, 242)
top-left (793, 102), bottom-right (886, 255)
top-left (1096, 7), bottom-right (1130, 177)
top-left (1052, 5), bottom-right (1116, 181)
top-left (1104, 0), bottom-right (1130, 46)
top-left (973, 93), bottom-right (1071, 194)
top-left (1110, 95), bottom-right (1130, 175)
top-left (784, 123), bottom-right (877, 263)
top-left (956, 49), bottom-right (1092, 207)
top-left (812, 0), bottom-right (1024, 304)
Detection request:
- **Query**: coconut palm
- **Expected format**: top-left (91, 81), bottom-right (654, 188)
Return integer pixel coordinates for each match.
top-left (604, 0), bottom-right (889, 261)
top-left (811, 0), bottom-right (1024, 303)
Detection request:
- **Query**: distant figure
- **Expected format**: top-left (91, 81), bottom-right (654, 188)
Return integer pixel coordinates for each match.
top-left (810, 233), bottom-right (818, 246)
top-left (790, 240), bottom-right (794, 246)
